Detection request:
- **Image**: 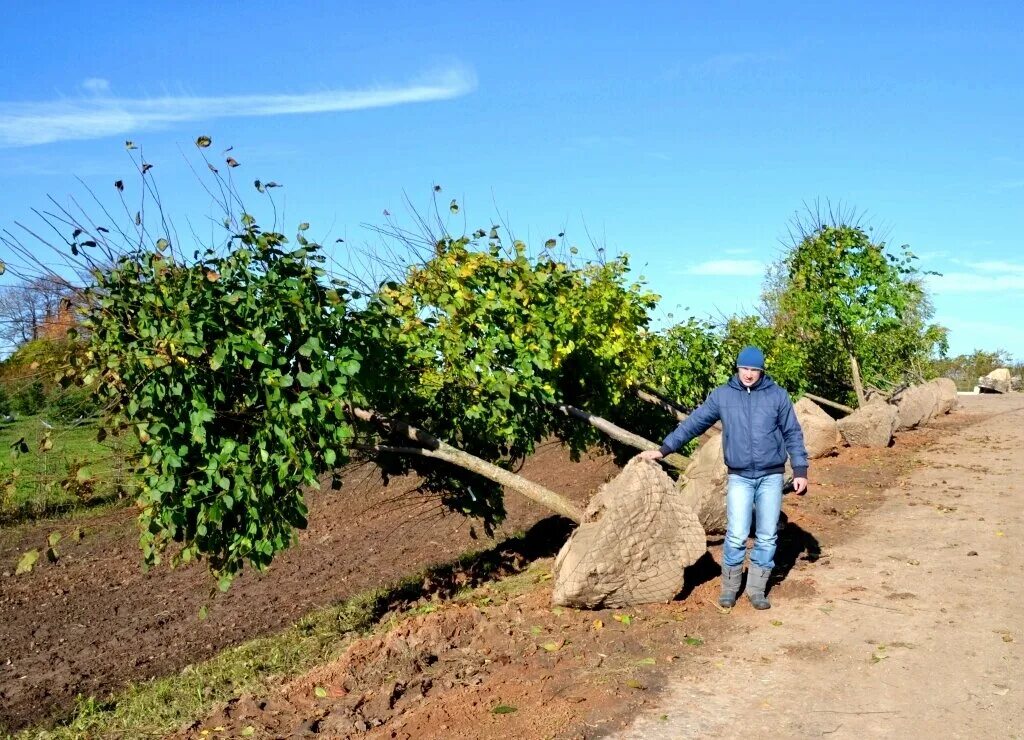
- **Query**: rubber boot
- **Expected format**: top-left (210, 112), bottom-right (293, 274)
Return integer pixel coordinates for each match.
top-left (718, 564), bottom-right (743, 608)
top-left (745, 565), bottom-right (772, 610)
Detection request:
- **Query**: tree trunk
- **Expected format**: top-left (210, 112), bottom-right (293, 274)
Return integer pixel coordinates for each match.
top-left (556, 404), bottom-right (690, 471)
top-left (635, 387), bottom-right (688, 422)
top-left (849, 353), bottom-right (867, 407)
top-left (350, 407), bottom-right (584, 523)
top-left (803, 392), bottom-right (854, 415)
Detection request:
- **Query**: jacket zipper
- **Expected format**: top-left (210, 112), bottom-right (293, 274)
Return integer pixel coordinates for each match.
top-left (746, 386), bottom-right (754, 473)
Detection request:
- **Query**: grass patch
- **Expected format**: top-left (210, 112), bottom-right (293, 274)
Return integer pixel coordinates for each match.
top-left (19, 517), bottom-right (570, 739)
top-left (0, 415), bottom-right (136, 525)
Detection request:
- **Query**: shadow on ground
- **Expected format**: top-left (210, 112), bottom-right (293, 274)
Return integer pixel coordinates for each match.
top-left (677, 518), bottom-right (821, 600)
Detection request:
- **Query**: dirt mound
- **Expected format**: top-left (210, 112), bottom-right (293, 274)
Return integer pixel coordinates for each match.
top-left (551, 459), bottom-right (705, 608)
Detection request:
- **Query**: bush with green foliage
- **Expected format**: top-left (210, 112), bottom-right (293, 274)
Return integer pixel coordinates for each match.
top-left (47, 386), bottom-right (102, 423)
top-left (13, 380), bottom-right (47, 415)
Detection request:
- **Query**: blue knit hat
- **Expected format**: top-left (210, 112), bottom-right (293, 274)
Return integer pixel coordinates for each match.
top-left (736, 345), bottom-right (765, 370)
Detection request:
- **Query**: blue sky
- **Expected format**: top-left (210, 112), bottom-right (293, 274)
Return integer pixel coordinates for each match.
top-left (1, 2), bottom-right (1022, 358)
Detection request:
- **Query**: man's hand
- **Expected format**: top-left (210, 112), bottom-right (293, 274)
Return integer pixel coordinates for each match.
top-left (636, 449), bottom-right (664, 462)
top-left (792, 476), bottom-right (808, 494)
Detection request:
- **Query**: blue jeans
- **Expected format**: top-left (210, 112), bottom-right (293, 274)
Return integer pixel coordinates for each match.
top-left (723, 473), bottom-right (784, 569)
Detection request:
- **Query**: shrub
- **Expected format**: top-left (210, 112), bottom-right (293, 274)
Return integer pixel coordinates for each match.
top-left (47, 387), bottom-right (102, 423)
top-left (13, 380), bottom-right (47, 415)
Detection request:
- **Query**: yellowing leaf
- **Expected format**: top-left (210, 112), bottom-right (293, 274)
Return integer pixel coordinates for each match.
top-left (314, 686), bottom-right (328, 698)
top-left (592, 619), bottom-right (604, 631)
top-left (196, 135), bottom-right (212, 148)
top-left (16, 549), bottom-right (39, 574)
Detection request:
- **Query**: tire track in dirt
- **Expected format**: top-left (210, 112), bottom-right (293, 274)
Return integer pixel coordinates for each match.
top-left (620, 394), bottom-right (1024, 739)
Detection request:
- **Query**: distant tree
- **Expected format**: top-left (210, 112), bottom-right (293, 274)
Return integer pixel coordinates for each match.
top-left (765, 212), bottom-right (946, 406)
top-left (0, 274), bottom-right (76, 355)
top-left (928, 349), bottom-right (1014, 390)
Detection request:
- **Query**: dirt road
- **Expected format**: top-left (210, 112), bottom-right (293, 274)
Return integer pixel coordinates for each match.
top-left (620, 394), bottom-right (1024, 739)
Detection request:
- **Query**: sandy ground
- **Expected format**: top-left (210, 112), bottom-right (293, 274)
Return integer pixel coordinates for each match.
top-left (619, 393), bottom-right (1024, 739)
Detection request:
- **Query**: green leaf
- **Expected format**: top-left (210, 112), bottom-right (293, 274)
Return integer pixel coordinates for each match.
top-left (196, 135), bottom-right (212, 148)
top-left (16, 550), bottom-right (40, 575)
top-left (155, 238), bottom-right (169, 252)
top-left (298, 222), bottom-right (310, 231)
top-left (314, 686), bottom-right (328, 698)
top-left (48, 531), bottom-right (62, 548)
top-left (683, 635), bottom-right (704, 647)
top-left (198, 605), bottom-right (209, 621)
top-left (491, 705), bottom-right (517, 714)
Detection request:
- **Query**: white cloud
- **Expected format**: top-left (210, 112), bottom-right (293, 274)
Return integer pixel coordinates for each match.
top-left (0, 66), bottom-right (476, 147)
top-left (928, 271), bottom-right (1024, 293)
top-left (964, 260), bottom-right (1024, 275)
top-left (685, 259), bottom-right (764, 277)
top-left (81, 78), bottom-right (111, 93)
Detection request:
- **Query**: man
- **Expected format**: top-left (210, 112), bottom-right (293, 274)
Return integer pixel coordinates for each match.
top-left (638, 345), bottom-right (808, 610)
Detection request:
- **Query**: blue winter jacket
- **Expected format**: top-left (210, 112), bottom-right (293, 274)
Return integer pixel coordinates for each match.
top-left (659, 374), bottom-right (809, 479)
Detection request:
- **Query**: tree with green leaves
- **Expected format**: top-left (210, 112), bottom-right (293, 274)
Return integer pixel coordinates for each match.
top-left (69, 218), bottom-right (361, 586)
top-left (766, 218), bottom-right (946, 406)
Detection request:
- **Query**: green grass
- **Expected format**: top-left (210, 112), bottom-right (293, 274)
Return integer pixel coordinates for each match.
top-left (15, 535), bottom-right (552, 739)
top-left (0, 415), bottom-right (137, 525)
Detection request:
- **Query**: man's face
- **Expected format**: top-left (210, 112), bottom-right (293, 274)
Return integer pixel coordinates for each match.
top-left (738, 366), bottom-right (763, 387)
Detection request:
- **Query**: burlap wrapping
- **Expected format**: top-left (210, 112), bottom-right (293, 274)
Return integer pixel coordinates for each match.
top-left (551, 459), bottom-right (705, 608)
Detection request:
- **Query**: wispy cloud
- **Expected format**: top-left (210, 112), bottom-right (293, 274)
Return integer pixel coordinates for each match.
top-left (685, 259), bottom-right (764, 277)
top-left (81, 77), bottom-right (111, 94)
top-left (965, 260), bottom-right (1024, 274)
top-left (0, 67), bottom-right (476, 147)
top-left (691, 51), bottom-right (780, 78)
top-left (928, 267), bottom-right (1024, 294)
